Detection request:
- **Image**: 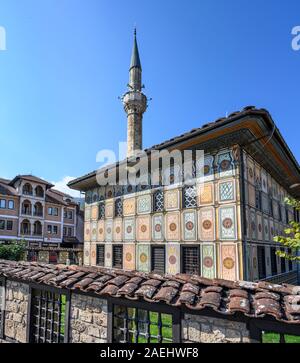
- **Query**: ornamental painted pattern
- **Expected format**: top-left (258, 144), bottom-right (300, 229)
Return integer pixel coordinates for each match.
top-left (123, 244), bottom-right (135, 270)
top-left (165, 189), bottom-right (180, 210)
top-left (263, 217), bottom-right (269, 241)
top-left (83, 244), bottom-right (90, 266)
top-left (219, 180), bottom-right (235, 202)
top-left (113, 218), bottom-right (123, 242)
top-left (136, 244), bottom-right (150, 272)
top-left (84, 221), bottom-right (91, 242)
top-left (90, 243), bottom-right (96, 266)
top-left (248, 184), bottom-right (256, 208)
top-left (247, 158), bottom-right (255, 184)
top-left (137, 194), bottom-right (152, 214)
top-left (217, 150), bottom-right (234, 178)
top-left (221, 244), bottom-right (237, 281)
top-left (97, 220), bottom-right (105, 242)
top-left (165, 212), bottom-right (180, 241)
top-left (105, 243), bottom-right (112, 268)
top-left (91, 221), bottom-right (97, 242)
top-left (198, 207), bottom-right (215, 241)
top-left (166, 244), bottom-right (180, 274)
top-left (250, 210), bottom-right (256, 240)
top-left (261, 169), bottom-right (268, 193)
top-left (91, 205), bottom-right (98, 220)
top-left (152, 214), bottom-right (164, 241)
top-left (136, 215), bottom-right (151, 241)
top-left (198, 183), bottom-right (214, 206)
top-left (124, 217), bottom-right (135, 241)
top-left (105, 200), bottom-right (114, 218)
top-left (201, 244), bottom-right (216, 279)
top-left (123, 197), bottom-right (136, 216)
top-left (198, 154), bottom-right (214, 181)
top-left (182, 210), bottom-right (197, 241)
top-left (256, 213), bottom-right (263, 241)
top-left (85, 207), bottom-right (91, 221)
top-left (105, 219), bottom-right (113, 242)
top-left (269, 219), bottom-right (274, 240)
top-left (219, 206), bottom-right (237, 240)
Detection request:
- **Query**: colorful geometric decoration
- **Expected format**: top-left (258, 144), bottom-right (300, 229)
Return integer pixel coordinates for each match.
top-left (123, 244), bottom-right (136, 270)
top-left (90, 244), bottom-right (96, 266)
top-left (250, 210), bottom-right (256, 240)
top-left (269, 219), bottom-right (274, 240)
top-left (91, 221), bottom-right (97, 242)
top-left (247, 158), bottom-right (255, 184)
top-left (97, 220), bottom-right (105, 242)
top-left (105, 219), bottom-right (113, 242)
top-left (199, 207), bottom-right (215, 241)
top-left (197, 154), bottom-right (214, 181)
top-left (257, 213), bottom-right (263, 241)
top-left (137, 194), bottom-right (152, 214)
top-left (219, 206), bottom-right (237, 240)
top-left (58, 251), bottom-right (69, 264)
top-left (38, 251), bottom-right (50, 264)
top-left (91, 205), bottom-right (98, 220)
top-left (182, 210), bottom-right (197, 241)
top-left (105, 200), bottom-right (114, 218)
top-left (123, 197), bottom-right (136, 216)
top-left (106, 185), bottom-right (114, 199)
top-left (113, 218), bottom-right (123, 242)
top-left (105, 244), bottom-right (112, 268)
top-left (198, 183), bottom-right (214, 205)
top-left (263, 217), bottom-right (269, 241)
top-left (85, 206), bottom-right (91, 221)
top-left (165, 189), bottom-right (180, 210)
top-left (221, 244), bottom-right (237, 281)
top-left (219, 180), bottom-right (235, 202)
top-left (136, 215), bottom-right (151, 241)
top-left (124, 217), bottom-right (135, 241)
top-left (201, 244), bottom-right (216, 279)
top-left (217, 150), bottom-right (234, 178)
top-left (83, 244), bottom-right (90, 266)
top-left (84, 221), bottom-right (91, 242)
top-left (136, 244), bottom-right (150, 272)
top-left (152, 214), bottom-right (164, 241)
top-left (166, 244), bottom-right (180, 274)
top-left (165, 212), bottom-right (180, 241)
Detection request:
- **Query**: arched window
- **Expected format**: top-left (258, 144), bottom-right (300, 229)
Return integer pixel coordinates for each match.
top-left (21, 219), bottom-right (31, 235)
top-left (33, 202), bottom-right (43, 217)
top-left (33, 221), bottom-right (43, 235)
top-left (35, 185), bottom-right (44, 198)
top-left (22, 200), bottom-right (32, 215)
top-left (22, 183), bottom-right (33, 196)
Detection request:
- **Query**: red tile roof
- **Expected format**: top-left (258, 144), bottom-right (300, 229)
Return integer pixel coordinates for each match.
top-left (0, 260), bottom-right (299, 325)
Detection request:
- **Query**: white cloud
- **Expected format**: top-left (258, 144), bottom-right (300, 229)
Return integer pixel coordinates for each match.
top-left (51, 176), bottom-right (82, 198)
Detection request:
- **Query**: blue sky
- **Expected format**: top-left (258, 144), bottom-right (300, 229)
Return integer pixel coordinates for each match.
top-left (0, 0), bottom-right (300, 196)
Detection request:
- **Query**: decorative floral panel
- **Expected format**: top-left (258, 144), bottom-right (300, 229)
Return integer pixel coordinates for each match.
top-left (85, 206), bottom-right (91, 221)
top-left (105, 200), bottom-right (114, 218)
top-left (248, 184), bottom-right (256, 207)
top-left (254, 164), bottom-right (261, 185)
top-left (91, 205), bottom-right (98, 220)
top-left (105, 219), bottom-right (113, 242)
top-left (91, 221), bottom-right (97, 242)
top-left (269, 219), bottom-right (275, 241)
top-left (256, 213), bottom-right (263, 241)
top-left (83, 244), bottom-right (90, 266)
top-left (247, 158), bottom-right (255, 184)
top-left (152, 214), bottom-right (164, 241)
top-left (97, 220), bottom-right (105, 242)
top-left (105, 244), bottom-right (112, 268)
top-left (273, 200), bottom-right (279, 220)
top-left (165, 189), bottom-right (180, 210)
top-left (250, 210), bottom-right (256, 240)
top-left (38, 251), bottom-right (50, 264)
top-left (165, 212), bottom-right (180, 241)
top-left (219, 180), bottom-right (235, 202)
top-left (90, 243), bottom-right (97, 266)
top-left (198, 207), bottom-right (215, 241)
top-left (166, 244), bottom-right (180, 274)
top-left (84, 221), bottom-right (91, 242)
top-left (58, 251), bottom-right (69, 264)
top-left (261, 169), bottom-right (268, 193)
top-left (221, 244), bottom-right (237, 281)
top-left (201, 244), bottom-right (216, 279)
top-left (113, 218), bottom-right (123, 242)
top-left (136, 244), bottom-right (150, 272)
top-left (263, 217), bottom-right (269, 241)
top-left (217, 150), bottom-right (234, 178)
top-left (136, 215), bottom-right (151, 241)
top-left (198, 183), bottom-right (214, 206)
top-left (182, 210), bottom-right (197, 241)
top-left (123, 197), bottom-right (136, 216)
top-left (137, 194), bottom-right (152, 215)
top-left (123, 244), bottom-right (136, 270)
top-left (123, 184), bottom-right (136, 195)
top-left (106, 185), bottom-right (114, 199)
top-left (124, 217), bottom-right (135, 241)
top-left (197, 154), bottom-right (214, 181)
top-left (219, 206), bottom-right (237, 240)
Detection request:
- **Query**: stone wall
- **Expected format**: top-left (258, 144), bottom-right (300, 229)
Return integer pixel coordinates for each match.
top-left (182, 314), bottom-right (251, 343)
top-left (4, 280), bottom-right (29, 343)
top-left (70, 293), bottom-right (107, 343)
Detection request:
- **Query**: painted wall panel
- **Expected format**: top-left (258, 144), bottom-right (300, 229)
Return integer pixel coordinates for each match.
top-left (182, 210), bottom-right (197, 241)
top-left (165, 212), bottom-right (180, 241)
top-left (165, 189), bottom-right (180, 211)
top-left (136, 244), bottom-right (150, 272)
top-left (219, 206), bottom-right (237, 240)
top-left (166, 244), bottom-right (180, 274)
top-left (220, 244), bottom-right (237, 281)
top-left (105, 243), bottom-right (112, 268)
top-left (91, 221), bottom-right (97, 242)
top-left (105, 219), bottom-right (113, 242)
top-left (84, 221), bottom-right (91, 242)
top-left (198, 183), bottom-right (214, 206)
top-left (198, 207), bottom-right (215, 241)
top-left (113, 218), bottom-right (123, 242)
top-left (136, 215), bottom-right (151, 241)
top-left (137, 194), bottom-right (152, 214)
top-left (123, 197), bottom-right (136, 216)
top-left (97, 220), bottom-right (105, 242)
top-left (124, 217), bottom-right (135, 241)
top-left (152, 214), bottom-right (164, 241)
top-left (201, 244), bottom-right (216, 279)
top-left (124, 243), bottom-right (136, 270)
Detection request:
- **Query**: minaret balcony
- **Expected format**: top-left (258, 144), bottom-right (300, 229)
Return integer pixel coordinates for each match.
top-left (123, 91), bottom-right (147, 114)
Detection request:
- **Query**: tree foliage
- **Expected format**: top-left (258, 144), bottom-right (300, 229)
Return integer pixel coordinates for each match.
top-left (0, 240), bottom-right (26, 261)
top-left (274, 198), bottom-right (300, 262)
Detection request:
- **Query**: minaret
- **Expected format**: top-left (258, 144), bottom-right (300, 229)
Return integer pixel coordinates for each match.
top-left (122, 29), bottom-right (148, 158)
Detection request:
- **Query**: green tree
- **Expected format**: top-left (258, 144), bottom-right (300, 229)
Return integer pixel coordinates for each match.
top-left (274, 198), bottom-right (300, 261)
top-left (0, 240), bottom-right (26, 261)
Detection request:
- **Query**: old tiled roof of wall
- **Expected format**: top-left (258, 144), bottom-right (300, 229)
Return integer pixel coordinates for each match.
top-left (9, 175), bottom-right (54, 188)
top-left (0, 260), bottom-right (300, 325)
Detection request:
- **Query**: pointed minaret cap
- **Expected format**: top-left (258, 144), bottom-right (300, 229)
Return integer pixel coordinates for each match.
top-left (130, 28), bottom-right (142, 70)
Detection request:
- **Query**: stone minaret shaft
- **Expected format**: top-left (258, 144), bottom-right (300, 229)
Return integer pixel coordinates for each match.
top-left (123, 29), bottom-right (147, 158)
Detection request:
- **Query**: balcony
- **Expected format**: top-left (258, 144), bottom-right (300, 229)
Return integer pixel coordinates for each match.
top-left (21, 209), bottom-right (32, 216)
top-left (33, 212), bottom-right (43, 217)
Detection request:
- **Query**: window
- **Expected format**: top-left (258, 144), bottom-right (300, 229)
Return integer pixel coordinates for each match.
top-left (23, 183), bottom-right (33, 196)
top-left (30, 287), bottom-right (69, 343)
top-left (255, 189), bottom-right (262, 211)
top-left (64, 210), bottom-right (67, 218)
top-left (48, 207), bottom-right (53, 215)
top-left (53, 226), bottom-right (58, 235)
top-left (6, 220), bottom-right (13, 231)
top-left (68, 211), bottom-right (73, 219)
top-left (113, 305), bottom-right (173, 343)
top-left (181, 246), bottom-right (200, 274)
top-left (67, 228), bottom-right (72, 237)
top-left (153, 190), bottom-right (164, 212)
top-left (98, 202), bottom-right (105, 220)
top-left (112, 245), bottom-right (123, 269)
top-left (151, 246), bottom-right (165, 274)
top-left (47, 225), bottom-right (52, 234)
top-left (35, 186), bottom-right (44, 198)
top-left (63, 227), bottom-right (67, 236)
top-left (0, 278), bottom-right (4, 339)
top-left (53, 208), bottom-right (59, 216)
top-left (96, 245), bottom-right (105, 266)
top-left (0, 200), bottom-right (6, 209)
top-left (183, 186), bottom-right (197, 208)
top-left (8, 200), bottom-right (14, 210)
top-left (270, 247), bottom-right (277, 276)
top-left (0, 220), bottom-right (4, 230)
top-left (280, 249), bottom-right (286, 273)
top-left (115, 198), bottom-right (123, 217)
top-left (257, 246), bottom-right (266, 279)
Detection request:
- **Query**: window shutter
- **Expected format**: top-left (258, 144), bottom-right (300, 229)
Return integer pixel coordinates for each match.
top-left (151, 246), bottom-right (165, 274)
top-left (257, 246), bottom-right (266, 279)
top-left (181, 246), bottom-right (200, 274)
top-left (113, 245), bottom-right (123, 269)
top-left (96, 245), bottom-right (105, 266)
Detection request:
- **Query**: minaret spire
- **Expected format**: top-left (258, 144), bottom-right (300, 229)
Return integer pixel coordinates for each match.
top-left (122, 29), bottom-right (148, 158)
